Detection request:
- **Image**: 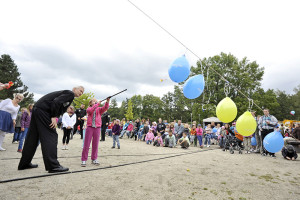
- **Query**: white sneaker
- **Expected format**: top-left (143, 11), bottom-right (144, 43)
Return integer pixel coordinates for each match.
top-left (65, 145), bottom-right (68, 150)
top-left (0, 147), bottom-right (6, 151)
top-left (61, 145), bottom-right (65, 150)
top-left (207, 145), bottom-right (210, 147)
top-left (91, 160), bottom-right (100, 165)
top-left (81, 161), bottom-right (86, 167)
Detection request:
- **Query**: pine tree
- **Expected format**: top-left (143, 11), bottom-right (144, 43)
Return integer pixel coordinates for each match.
top-left (125, 99), bottom-right (134, 120)
top-left (0, 54), bottom-right (34, 107)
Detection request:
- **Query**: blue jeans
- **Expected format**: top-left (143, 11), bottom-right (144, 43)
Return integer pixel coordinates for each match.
top-left (204, 134), bottom-right (211, 145)
top-left (13, 127), bottom-right (21, 142)
top-left (138, 130), bottom-right (143, 140)
top-left (18, 128), bottom-right (28, 150)
top-left (113, 135), bottom-right (120, 148)
top-left (197, 135), bottom-right (203, 146)
top-left (120, 130), bottom-right (126, 137)
top-left (106, 129), bottom-right (112, 137)
top-left (146, 140), bottom-right (152, 144)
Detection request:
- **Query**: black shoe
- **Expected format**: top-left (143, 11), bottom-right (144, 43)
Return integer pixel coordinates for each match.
top-left (48, 166), bottom-right (69, 173)
top-left (118, 146), bottom-right (120, 149)
top-left (18, 163), bottom-right (38, 170)
top-left (271, 154), bottom-right (276, 158)
top-left (111, 146), bottom-right (115, 149)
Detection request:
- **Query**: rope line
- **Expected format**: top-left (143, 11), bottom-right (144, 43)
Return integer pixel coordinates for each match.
top-left (127, 0), bottom-right (263, 111)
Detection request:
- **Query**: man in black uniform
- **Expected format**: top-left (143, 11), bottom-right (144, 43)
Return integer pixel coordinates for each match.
top-left (18, 86), bottom-right (84, 173)
top-left (73, 104), bottom-right (86, 139)
top-left (100, 111), bottom-right (110, 141)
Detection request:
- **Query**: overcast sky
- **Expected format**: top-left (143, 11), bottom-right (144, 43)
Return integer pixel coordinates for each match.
top-left (1, 0), bottom-right (299, 104)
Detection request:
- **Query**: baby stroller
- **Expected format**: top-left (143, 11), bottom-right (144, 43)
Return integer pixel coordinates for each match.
top-left (223, 133), bottom-right (243, 154)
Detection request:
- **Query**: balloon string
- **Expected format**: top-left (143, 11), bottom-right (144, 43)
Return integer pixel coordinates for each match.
top-left (128, 0), bottom-right (263, 112)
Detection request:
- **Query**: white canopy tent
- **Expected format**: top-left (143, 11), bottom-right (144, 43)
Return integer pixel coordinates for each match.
top-left (203, 117), bottom-right (222, 123)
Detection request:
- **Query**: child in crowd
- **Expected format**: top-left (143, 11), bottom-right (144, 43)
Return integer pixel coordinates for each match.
top-left (204, 124), bottom-right (212, 147)
top-left (145, 128), bottom-right (155, 145)
top-left (119, 120), bottom-right (129, 138)
top-left (164, 129), bottom-right (176, 148)
top-left (183, 124), bottom-right (190, 138)
top-left (126, 121), bottom-right (134, 138)
top-left (153, 132), bottom-right (163, 147)
top-left (112, 119), bottom-right (121, 149)
top-left (137, 123), bottom-right (144, 141)
top-left (178, 132), bottom-right (190, 149)
top-left (281, 145), bottom-right (298, 161)
top-left (190, 124), bottom-right (197, 147)
top-left (151, 122), bottom-right (157, 136)
top-left (196, 124), bottom-right (203, 148)
top-left (219, 126), bottom-right (226, 148)
top-left (106, 120), bottom-right (114, 137)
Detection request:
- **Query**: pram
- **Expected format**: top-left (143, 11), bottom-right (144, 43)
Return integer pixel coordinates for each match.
top-left (223, 133), bottom-right (244, 154)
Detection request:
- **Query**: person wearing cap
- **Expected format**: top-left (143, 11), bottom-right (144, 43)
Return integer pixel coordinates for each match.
top-left (281, 145), bottom-right (298, 160)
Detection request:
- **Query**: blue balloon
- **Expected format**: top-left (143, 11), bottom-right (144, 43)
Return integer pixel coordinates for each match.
top-left (263, 131), bottom-right (284, 153)
top-left (251, 137), bottom-right (257, 146)
top-left (212, 128), bottom-right (217, 133)
top-left (183, 74), bottom-right (205, 99)
top-left (168, 55), bottom-right (190, 83)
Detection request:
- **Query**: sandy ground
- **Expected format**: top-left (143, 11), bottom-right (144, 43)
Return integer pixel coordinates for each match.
top-left (0, 129), bottom-right (300, 200)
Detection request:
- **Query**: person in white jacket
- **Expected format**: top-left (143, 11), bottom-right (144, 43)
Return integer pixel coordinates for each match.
top-left (61, 106), bottom-right (76, 150)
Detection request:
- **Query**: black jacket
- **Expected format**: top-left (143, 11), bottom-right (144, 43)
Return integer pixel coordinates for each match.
top-left (34, 90), bottom-right (75, 118)
top-left (75, 108), bottom-right (86, 119)
top-left (101, 112), bottom-right (110, 128)
top-left (281, 147), bottom-right (298, 159)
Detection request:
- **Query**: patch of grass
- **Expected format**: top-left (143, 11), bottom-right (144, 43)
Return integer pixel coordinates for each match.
top-left (241, 190), bottom-right (249, 194)
top-left (271, 181), bottom-right (279, 184)
top-left (188, 182), bottom-right (191, 185)
top-left (239, 197), bottom-right (247, 200)
top-left (221, 181), bottom-right (227, 185)
top-left (258, 174), bottom-right (274, 182)
top-left (191, 192), bottom-right (197, 196)
top-left (284, 173), bottom-right (291, 176)
top-left (273, 171), bottom-right (280, 173)
top-left (203, 188), bottom-right (208, 190)
top-left (210, 190), bottom-right (218, 195)
top-left (289, 180), bottom-right (297, 184)
top-left (249, 173), bottom-right (257, 177)
top-left (226, 190), bottom-right (233, 195)
top-left (228, 197), bottom-right (234, 200)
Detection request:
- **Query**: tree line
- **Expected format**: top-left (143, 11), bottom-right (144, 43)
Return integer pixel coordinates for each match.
top-left (1, 53), bottom-right (299, 122)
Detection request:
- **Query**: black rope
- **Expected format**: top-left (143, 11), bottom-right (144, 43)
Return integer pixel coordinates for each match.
top-left (0, 148), bottom-right (216, 184)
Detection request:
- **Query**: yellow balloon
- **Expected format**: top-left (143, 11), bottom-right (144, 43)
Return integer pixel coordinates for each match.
top-left (236, 111), bottom-right (257, 136)
top-left (216, 97), bottom-right (237, 123)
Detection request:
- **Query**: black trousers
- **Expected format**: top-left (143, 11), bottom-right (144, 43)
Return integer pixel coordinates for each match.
top-left (101, 125), bottom-right (107, 141)
top-left (62, 128), bottom-right (72, 144)
top-left (261, 129), bottom-right (275, 155)
top-left (73, 120), bottom-right (84, 139)
top-left (18, 107), bottom-right (60, 171)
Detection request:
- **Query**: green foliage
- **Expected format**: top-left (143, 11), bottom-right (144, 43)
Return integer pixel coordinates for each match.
top-left (125, 99), bottom-right (134, 120)
top-left (108, 98), bottom-right (121, 119)
top-left (0, 54), bottom-right (34, 107)
top-left (73, 92), bottom-right (94, 109)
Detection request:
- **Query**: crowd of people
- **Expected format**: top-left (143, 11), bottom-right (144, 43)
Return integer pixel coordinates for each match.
top-left (0, 85), bottom-right (299, 173)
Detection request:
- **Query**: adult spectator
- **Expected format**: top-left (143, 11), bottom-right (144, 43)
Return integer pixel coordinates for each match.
top-left (100, 111), bottom-right (110, 141)
top-left (174, 120), bottom-right (184, 140)
top-left (258, 108), bottom-right (278, 157)
top-left (73, 104), bottom-right (86, 139)
top-left (0, 93), bottom-right (23, 150)
top-left (156, 118), bottom-right (166, 138)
